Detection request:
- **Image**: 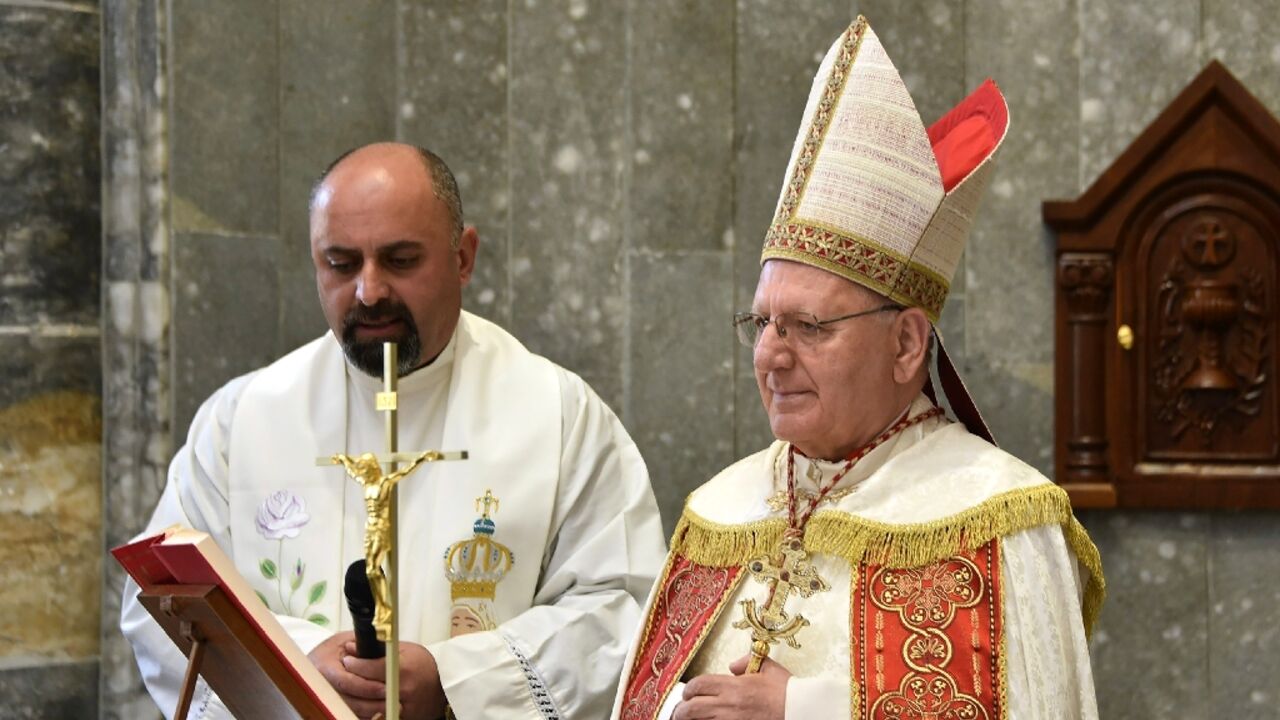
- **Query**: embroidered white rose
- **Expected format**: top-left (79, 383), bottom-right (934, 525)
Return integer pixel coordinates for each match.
top-left (253, 490), bottom-right (328, 626)
top-left (255, 490), bottom-right (311, 539)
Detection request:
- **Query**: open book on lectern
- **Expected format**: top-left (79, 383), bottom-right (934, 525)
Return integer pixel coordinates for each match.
top-left (113, 526), bottom-right (358, 720)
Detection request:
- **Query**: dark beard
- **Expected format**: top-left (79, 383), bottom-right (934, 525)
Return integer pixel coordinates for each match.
top-left (340, 301), bottom-right (422, 377)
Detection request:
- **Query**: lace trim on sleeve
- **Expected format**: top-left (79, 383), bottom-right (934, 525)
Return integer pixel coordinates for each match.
top-left (502, 633), bottom-right (563, 720)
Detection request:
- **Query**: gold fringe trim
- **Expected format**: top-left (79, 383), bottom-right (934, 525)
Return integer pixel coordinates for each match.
top-left (1065, 515), bottom-right (1106, 636)
top-left (672, 483), bottom-right (1105, 637)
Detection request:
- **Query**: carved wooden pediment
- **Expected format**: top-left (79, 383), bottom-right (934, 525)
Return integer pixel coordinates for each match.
top-left (1044, 61), bottom-right (1280, 509)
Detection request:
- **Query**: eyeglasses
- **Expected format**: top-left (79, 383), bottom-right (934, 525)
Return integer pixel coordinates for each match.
top-left (732, 305), bottom-right (901, 348)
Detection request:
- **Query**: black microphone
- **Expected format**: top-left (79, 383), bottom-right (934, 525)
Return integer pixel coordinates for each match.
top-left (344, 559), bottom-right (386, 659)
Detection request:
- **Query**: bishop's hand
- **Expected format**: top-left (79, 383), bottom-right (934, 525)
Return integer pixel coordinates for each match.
top-left (674, 654), bottom-right (790, 720)
top-left (340, 639), bottom-right (447, 720)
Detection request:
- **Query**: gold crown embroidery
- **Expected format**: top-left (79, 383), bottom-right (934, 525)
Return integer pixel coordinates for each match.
top-left (443, 489), bottom-right (514, 601)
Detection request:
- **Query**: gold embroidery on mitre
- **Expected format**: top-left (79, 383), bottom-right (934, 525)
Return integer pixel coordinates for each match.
top-left (759, 15), bottom-right (1009, 325)
top-left (443, 490), bottom-right (512, 635)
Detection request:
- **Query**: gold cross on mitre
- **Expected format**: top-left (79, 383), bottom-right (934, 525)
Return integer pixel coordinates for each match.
top-left (733, 531), bottom-right (830, 673)
top-left (315, 342), bottom-right (467, 720)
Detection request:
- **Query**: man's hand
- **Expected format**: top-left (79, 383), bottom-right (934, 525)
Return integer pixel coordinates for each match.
top-left (673, 654), bottom-right (790, 720)
top-left (341, 640), bottom-right (447, 720)
top-left (308, 631), bottom-right (387, 720)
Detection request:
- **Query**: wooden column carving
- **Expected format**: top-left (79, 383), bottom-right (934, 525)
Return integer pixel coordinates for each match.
top-left (1058, 254), bottom-right (1112, 484)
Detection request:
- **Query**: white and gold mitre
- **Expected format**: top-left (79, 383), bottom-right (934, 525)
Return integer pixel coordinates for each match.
top-left (443, 491), bottom-right (513, 601)
top-left (762, 16), bottom-right (1010, 322)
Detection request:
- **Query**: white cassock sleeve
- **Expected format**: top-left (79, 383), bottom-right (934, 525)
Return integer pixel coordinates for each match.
top-left (426, 367), bottom-right (668, 720)
top-left (1001, 525), bottom-right (1100, 720)
top-left (119, 372), bottom-right (333, 720)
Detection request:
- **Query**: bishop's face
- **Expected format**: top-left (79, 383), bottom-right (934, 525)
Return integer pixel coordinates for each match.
top-left (310, 144), bottom-right (476, 376)
top-left (751, 260), bottom-right (902, 460)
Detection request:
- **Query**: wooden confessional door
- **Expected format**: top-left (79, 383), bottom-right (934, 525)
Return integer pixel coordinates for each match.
top-left (1118, 176), bottom-right (1280, 506)
top-left (1045, 61), bottom-right (1280, 509)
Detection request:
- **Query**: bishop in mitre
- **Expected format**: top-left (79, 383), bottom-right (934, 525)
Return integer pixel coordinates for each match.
top-left (612, 18), bottom-right (1103, 720)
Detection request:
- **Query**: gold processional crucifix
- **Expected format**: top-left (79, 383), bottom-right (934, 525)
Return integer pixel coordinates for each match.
top-left (732, 531), bottom-right (830, 673)
top-left (317, 342), bottom-right (467, 720)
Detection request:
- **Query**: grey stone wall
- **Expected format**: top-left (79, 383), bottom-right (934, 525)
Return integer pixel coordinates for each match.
top-left (86, 1), bottom-right (1280, 718)
top-left (0, 1), bottom-right (101, 718)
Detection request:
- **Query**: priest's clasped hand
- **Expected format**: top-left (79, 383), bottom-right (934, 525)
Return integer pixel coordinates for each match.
top-left (673, 654), bottom-right (790, 720)
top-left (308, 631), bottom-right (447, 720)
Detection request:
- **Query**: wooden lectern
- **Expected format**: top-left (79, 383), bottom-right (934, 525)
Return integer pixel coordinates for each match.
top-left (137, 585), bottom-right (345, 719)
top-left (114, 528), bottom-right (357, 720)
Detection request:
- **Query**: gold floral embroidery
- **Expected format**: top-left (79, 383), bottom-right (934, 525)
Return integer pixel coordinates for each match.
top-left (871, 556), bottom-right (984, 628)
top-left (860, 545), bottom-right (999, 720)
top-left (871, 672), bottom-right (989, 720)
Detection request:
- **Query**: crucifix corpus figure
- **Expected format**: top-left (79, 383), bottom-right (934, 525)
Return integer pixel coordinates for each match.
top-left (331, 450), bottom-right (444, 638)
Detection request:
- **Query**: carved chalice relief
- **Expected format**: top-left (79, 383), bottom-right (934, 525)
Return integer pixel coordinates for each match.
top-left (1154, 215), bottom-right (1269, 447)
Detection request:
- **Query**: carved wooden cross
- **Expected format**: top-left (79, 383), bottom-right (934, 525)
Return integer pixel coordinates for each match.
top-left (733, 532), bottom-right (830, 673)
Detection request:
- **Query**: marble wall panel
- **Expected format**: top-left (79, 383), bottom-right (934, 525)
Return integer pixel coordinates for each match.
top-left (630, 252), bottom-right (734, 536)
top-left (734, 365), bottom-right (774, 457)
top-left (400, 1), bottom-right (511, 327)
top-left (0, 661), bottom-right (98, 719)
top-left (0, 5), bottom-right (100, 328)
top-left (629, 0), bottom-right (733, 254)
top-left (1203, 0), bottom-right (1280, 117)
top-left (508, 0), bottom-right (628, 410)
top-left (171, 233), bottom-right (281, 447)
top-left (857, 0), bottom-right (967, 148)
top-left (960, 0), bottom-right (1077, 474)
top-left (1208, 513), bottom-right (1280, 717)
top-left (168, 0), bottom-right (277, 235)
top-left (276, 0), bottom-right (396, 355)
top-left (732, 1), bottom-right (850, 456)
top-left (0, 336), bottom-right (99, 407)
top-left (0, 5), bottom-right (103, 715)
top-left (0, 388), bottom-right (102, 662)
top-left (1081, 511), bottom-right (1211, 719)
top-left (1079, 0), bottom-right (1202, 185)
top-left (100, 0), bottom-right (170, 715)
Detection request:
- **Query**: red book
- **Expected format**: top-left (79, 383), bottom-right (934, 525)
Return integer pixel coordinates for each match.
top-left (114, 526), bottom-right (357, 720)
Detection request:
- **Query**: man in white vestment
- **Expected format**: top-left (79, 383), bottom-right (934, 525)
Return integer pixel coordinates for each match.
top-left (612, 18), bottom-right (1103, 720)
top-left (122, 142), bottom-right (668, 719)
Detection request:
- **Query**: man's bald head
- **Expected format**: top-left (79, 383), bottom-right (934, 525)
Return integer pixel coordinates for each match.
top-left (308, 142), bottom-right (479, 377)
top-left (310, 142), bottom-right (464, 246)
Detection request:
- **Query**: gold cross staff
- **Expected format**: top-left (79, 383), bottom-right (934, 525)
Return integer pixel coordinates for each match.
top-left (315, 342), bottom-right (467, 720)
top-left (733, 532), bottom-right (830, 673)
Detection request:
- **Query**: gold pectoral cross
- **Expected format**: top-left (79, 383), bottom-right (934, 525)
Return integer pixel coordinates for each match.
top-left (733, 531), bottom-right (830, 673)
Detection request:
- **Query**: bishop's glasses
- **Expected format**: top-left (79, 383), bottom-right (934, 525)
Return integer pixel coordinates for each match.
top-left (733, 305), bottom-right (901, 348)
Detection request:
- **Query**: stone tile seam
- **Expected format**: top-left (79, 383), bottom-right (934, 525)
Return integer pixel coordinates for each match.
top-left (619, 0), bottom-right (635, 427)
top-left (627, 247), bottom-right (730, 260)
top-left (0, 656), bottom-right (98, 672)
top-left (0, 323), bottom-right (101, 338)
top-left (172, 228), bottom-right (280, 242)
top-left (0, 0), bottom-right (97, 14)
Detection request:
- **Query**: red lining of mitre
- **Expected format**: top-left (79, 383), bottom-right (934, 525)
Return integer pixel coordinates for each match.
top-left (927, 79), bottom-right (1009, 192)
